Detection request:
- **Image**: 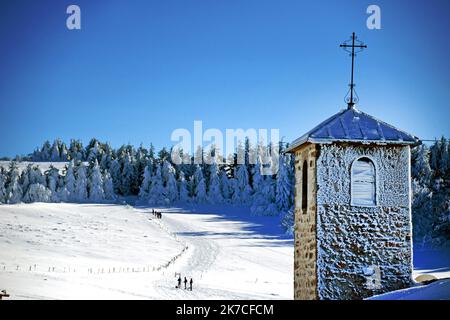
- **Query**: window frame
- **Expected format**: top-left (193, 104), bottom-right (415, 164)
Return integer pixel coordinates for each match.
top-left (350, 156), bottom-right (378, 207)
top-left (302, 160), bottom-right (308, 213)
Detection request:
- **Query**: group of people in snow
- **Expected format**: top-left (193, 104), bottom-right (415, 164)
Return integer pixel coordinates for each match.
top-left (151, 208), bottom-right (162, 219)
top-left (176, 274), bottom-right (193, 291)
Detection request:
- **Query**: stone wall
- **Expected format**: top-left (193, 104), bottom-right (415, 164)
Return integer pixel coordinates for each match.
top-left (293, 143), bottom-right (319, 300)
top-left (316, 143), bottom-right (413, 300)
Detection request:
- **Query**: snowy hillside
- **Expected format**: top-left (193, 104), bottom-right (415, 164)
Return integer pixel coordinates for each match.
top-left (0, 203), bottom-right (293, 299)
top-left (368, 279), bottom-right (450, 300)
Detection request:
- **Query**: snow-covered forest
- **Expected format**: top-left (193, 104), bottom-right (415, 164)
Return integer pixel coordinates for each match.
top-left (0, 138), bottom-right (296, 233)
top-left (411, 138), bottom-right (450, 247)
top-left (1, 137), bottom-right (449, 246)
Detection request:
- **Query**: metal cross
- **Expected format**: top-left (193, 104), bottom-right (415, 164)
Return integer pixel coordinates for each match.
top-left (340, 32), bottom-right (367, 109)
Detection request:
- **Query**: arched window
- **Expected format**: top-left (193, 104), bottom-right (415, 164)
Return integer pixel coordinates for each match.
top-left (302, 160), bottom-right (308, 212)
top-left (351, 157), bottom-right (376, 206)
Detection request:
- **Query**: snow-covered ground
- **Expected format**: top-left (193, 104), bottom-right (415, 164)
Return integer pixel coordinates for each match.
top-left (0, 203), bottom-right (293, 299)
top-left (1, 202), bottom-right (448, 300)
top-left (368, 279), bottom-right (450, 300)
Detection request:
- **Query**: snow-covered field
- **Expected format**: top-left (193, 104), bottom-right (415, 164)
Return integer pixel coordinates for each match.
top-left (0, 203), bottom-right (293, 299)
top-left (368, 279), bottom-right (450, 300)
top-left (1, 202), bottom-right (448, 300)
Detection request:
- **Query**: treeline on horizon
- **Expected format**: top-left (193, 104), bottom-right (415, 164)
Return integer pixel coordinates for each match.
top-left (0, 137), bottom-right (449, 247)
top-left (0, 137), bottom-right (296, 234)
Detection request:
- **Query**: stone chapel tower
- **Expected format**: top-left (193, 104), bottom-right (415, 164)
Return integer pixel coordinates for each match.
top-left (287, 34), bottom-right (421, 300)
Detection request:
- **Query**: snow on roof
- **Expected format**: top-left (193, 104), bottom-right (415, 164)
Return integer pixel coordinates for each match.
top-left (287, 107), bottom-right (421, 152)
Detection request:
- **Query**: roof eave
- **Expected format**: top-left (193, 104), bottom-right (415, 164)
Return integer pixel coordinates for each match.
top-left (286, 137), bottom-right (421, 153)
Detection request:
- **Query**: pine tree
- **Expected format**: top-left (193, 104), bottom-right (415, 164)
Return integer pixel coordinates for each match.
top-left (138, 164), bottom-right (153, 199)
top-left (86, 139), bottom-right (100, 163)
top-left (41, 141), bottom-right (51, 161)
top-left (120, 153), bottom-right (136, 196)
top-left (148, 164), bottom-right (166, 205)
top-left (103, 171), bottom-right (116, 201)
top-left (65, 161), bottom-right (77, 201)
top-left (276, 154), bottom-right (293, 212)
top-left (220, 170), bottom-right (231, 202)
top-left (74, 164), bottom-right (88, 201)
top-left (57, 184), bottom-right (70, 202)
top-left (88, 160), bottom-right (104, 202)
top-left (193, 164), bottom-right (207, 203)
top-left (161, 160), bottom-right (178, 203)
top-left (412, 144), bottom-right (432, 185)
top-left (6, 162), bottom-right (22, 204)
top-left (207, 161), bottom-right (223, 204)
top-left (232, 164), bottom-right (252, 205)
top-left (50, 140), bottom-right (61, 162)
top-left (280, 208), bottom-right (295, 235)
top-left (19, 164), bottom-right (32, 195)
top-left (109, 159), bottom-right (122, 194)
top-left (46, 165), bottom-right (60, 202)
top-left (60, 142), bottom-right (69, 161)
top-left (178, 171), bottom-right (189, 203)
top-left (412, 179), bottom-right (433, 245)
top-left (250, 157), bottom-right (268, 214)
top-left (0, 168), bottom-right (7, 204)
top-left (69, 139), bottom-right (84, 161)
top-left (23, 183), bottom-right (51, 203)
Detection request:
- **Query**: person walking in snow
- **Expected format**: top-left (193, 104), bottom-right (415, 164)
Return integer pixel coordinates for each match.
top-left (189, 278), bottom-right (193, 291)
top-left (184, 277), bottom-right (188, 289)
top-left (177, 275), bottom-right (181, 289)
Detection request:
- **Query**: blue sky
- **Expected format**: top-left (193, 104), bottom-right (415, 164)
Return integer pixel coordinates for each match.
top-left (0, 0), bottom-right (449, 157)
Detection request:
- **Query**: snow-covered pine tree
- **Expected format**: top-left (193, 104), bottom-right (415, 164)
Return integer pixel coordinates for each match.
top-left (103, 171), bottom-right (116, 201)
top-left (23, 183), bottom-right (51, 203)
top-left (250, 157), bottom-right (268, 215)
top-left (86, 139), bottom-right (100, 163)
top-left (436, 137), bottom-right (449, 175)
top-left (99, 142), bottom-right (113, 170)
top-left (57, 183), bottom-right (70, 202)
top-left (0, 168), bottom-right (7, 204)
top-left (19, 164), bottom-right (32, 195)
top-left (65, 161), bottom-right (76, 201)
top-left (120, 153), bottom-right (136, 196)
top-left (46, 165), bottom-right (60, 202)
top-left (412, 144), bottom-right (432, 185)
top-left (232, 164), bottom-right (252, 205)
top-left (276, 154), bottom-right (293, 212)
top-left (60, 142), bottom-right (69, 161)
top-left (40, 141), bottom-right (51, 161)
top-left (412, 178), bottom-right (433, 245)
top-left (50, 140), bottom-right (61, 162)
top-left (148, 164), bottom-right (166, 205)
top-left (88, 159), bottom-right (104, 202)
top-left (219, 170), bottom-right (231, 203)
top-left (74, 164), bottom-right (88, 201)
top-left (69, 139), bottom-right (84, 161)
top-left (178, 171), bottom-right (189, 203)
top-left (280, 208), bottom-right (295, 235)
top-left (207, 161), bottom-right (223, 204)
top-left (135, 143), bottom-right (148, 187)
top-left (138, 164), bottom-right (153, 199)
top-left (5, 162), bottom-right (23, 204)
top-left (109, 159), bottom-right (122, 194)
top-left (162, 160), bottom-right (178, 204)
top-left (193, 164), bottom-right (207, 203)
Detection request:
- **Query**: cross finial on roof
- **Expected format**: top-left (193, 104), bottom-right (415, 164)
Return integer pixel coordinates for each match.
top-left (340, 32), bottom-right (367, 109)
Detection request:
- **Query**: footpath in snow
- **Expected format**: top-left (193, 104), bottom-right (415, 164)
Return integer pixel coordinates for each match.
top-left (0, 203), bottom-right (293, 299)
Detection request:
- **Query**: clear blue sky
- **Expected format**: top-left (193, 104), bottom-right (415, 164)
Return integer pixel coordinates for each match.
top-left (0, 0), bottom-right (449, 157)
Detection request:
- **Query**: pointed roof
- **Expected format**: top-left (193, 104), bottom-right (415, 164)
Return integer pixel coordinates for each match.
top-left (287, 107), bottom-right (420, 152)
